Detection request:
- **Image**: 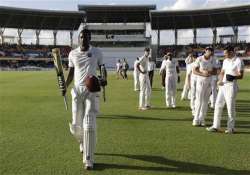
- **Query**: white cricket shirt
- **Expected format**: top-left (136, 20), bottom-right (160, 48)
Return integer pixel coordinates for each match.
top-left (222, 57), bottom-right (244, 83)
top-left (68, 46), bottom-right (103, 87)
top-left (138, 55), bottom-right (149, 73)
top-left (160, 59), bottom-right (178, 75)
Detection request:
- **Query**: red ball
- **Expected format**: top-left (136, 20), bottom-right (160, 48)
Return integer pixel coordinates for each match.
top-left (84, 75), bottom-right (101, 92)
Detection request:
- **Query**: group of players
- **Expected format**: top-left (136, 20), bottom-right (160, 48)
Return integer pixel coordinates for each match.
top-left (116, 58), bottom-right (129, 79)
top-left (59, 28), bottom-right (244, 170)
top-left (134, 46), bottom-right (244, 134)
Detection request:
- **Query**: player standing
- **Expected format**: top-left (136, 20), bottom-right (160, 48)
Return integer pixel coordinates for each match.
top-left (207, 45), bottom-right (244, 134)
top-left (160, 52), bottom-right (180, 108)
top-left (133, 57), bottom-right (140, 91)
top-left (192, 47), bottom-right (217, 126)
top-left (137, 48), bottom-right (152, 110)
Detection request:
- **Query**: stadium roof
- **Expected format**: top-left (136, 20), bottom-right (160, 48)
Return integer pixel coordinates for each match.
top-left (78, 4), bottom-right (156, 23)
top-left (0, 6), bottom-right (86, 30)
top-left (150, 5), bottom-right (250, 30)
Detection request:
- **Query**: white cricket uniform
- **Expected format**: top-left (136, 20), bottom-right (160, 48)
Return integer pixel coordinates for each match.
top-left (116, 62), bottom-right (121, 72)
top-left (138, 55), bottom-right (151, 108)
top-left (190, 62), bottom-right (198, 116)
top-left (160, 59), bottom-right (178, 107)
top-left (193, 55), bottom-right (216, 125)
top-left (148, 61), bottom-right (156, 72)
top-left (212, 57), bottom-right (244, 130)
top-left (133, 60), bottom-right (140, 91)
top-left (209, 58), bottom-right (221, 108)
top-left (181, 56), bottom-right (193, 100)
top-left (68, 46), bottom-right (103, 165)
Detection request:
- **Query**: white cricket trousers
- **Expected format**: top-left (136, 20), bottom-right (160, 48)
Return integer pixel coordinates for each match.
top-left (212, 82), bottom-right (238, 130)
top-left (193, 77), bottom-right (211, 123)
top-left (133, 70), bottom-right (140, 91)
top-left (190, 75), bottom-right (197, 116)
top-left (165, 73), bottom-right (177, 107)
top-left (70, 85), bottom-right (99, 164)
top-left (181, 73), bottom-right (190, 100)
top-left (139, 73), bottom-right (151, 108)
top-left (210, 77), bottom-right (218, 108)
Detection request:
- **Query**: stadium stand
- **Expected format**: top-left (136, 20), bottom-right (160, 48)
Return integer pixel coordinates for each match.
top-left (0, 4), bottom-right (250, 70)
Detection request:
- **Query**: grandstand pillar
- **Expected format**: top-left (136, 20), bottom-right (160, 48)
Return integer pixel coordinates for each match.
top-left (53, 30), bottom-right (57, 46)
top-left (0, 28), bottom-right (4, 44)
top-left (17, 28), bottom-right (23, 45)
top-left (174, 29), bottom-right (178, 46)
top-left (193, 28), bottom-right (197, 45)
top-left (212, 28), bottom-right (217, 46)
top-left (35, 30), bottom-right (41, 45)
top-left (70, 30), bottom-right (74, 47)
top-left (232, 26), bottom-right (238, 44)
top-left (157, 29), bottom-right (160, 58)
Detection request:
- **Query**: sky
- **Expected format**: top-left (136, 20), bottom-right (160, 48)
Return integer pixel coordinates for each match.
top-left (1, 0), bottom-right (250, 45)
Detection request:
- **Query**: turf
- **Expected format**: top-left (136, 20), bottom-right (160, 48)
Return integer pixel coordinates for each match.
top-left (0, 71), bottom-right (250, 175)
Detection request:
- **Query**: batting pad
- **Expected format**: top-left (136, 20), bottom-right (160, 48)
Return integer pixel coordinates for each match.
top-left (83, 115), bottom-right (96, 163)
top-left (69, 123), bottom-right (84, 143)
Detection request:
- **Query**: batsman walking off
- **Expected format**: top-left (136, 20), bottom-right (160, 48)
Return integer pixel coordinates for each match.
top-left (63, 29), bottom-right (107, 170)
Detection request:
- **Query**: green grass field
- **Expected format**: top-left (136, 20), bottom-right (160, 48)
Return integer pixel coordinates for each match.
top-left (0, 71), bottom-right (250, 175)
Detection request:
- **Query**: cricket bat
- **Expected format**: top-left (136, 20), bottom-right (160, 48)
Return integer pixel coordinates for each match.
top-left (52, 48), bottom-right (68, 110)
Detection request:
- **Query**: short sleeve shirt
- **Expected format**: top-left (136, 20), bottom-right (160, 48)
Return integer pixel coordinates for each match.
top-left (68, 46), bottom-right (103, 87)
top-left (222, 57), bottom-right (244, 83)
top-left (138, 55), bottom-right (149, 73)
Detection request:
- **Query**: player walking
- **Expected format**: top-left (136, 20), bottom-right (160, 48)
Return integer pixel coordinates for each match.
top-left (63, 29), bottom-right (107, 170)
top-left (207, 45), bottom-right (244, 134)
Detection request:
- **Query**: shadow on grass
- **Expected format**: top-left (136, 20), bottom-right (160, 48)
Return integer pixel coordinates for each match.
top-left (238, 89), bottom-right (250, 93)
top-left (98, 114), bottom-right (191, 122)
top-left (94, 153), bottom-right (250, 175)
top-left (99, 115), bottom-right (250, 130)
top-left (152, 88), bottom-right (163, 92)
top-left (151, 106), bottom-right (190, 111)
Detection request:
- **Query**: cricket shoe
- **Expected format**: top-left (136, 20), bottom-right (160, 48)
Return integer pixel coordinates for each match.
top-left (225, 129), bottom-right (235, 134)
top-left (84, 161), bottom-right (93, 170)
top-left (206, 126), bottom-right (219, 132)
top-left (139, 107), bottom-right (148, 111)
top-left (200, 121), bottom-right (206, 127)
top-left (192, 120), bottom-right (200, 127)
top-left (80, 143), bottom-right (83, 153)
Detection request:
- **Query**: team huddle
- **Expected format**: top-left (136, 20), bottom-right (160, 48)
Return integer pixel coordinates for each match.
top-left (134, 46), bottom-right (244, 134)
top-left (57, 28), bottom-right (244, 171)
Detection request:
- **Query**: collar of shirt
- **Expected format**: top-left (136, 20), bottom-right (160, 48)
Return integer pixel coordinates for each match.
top-left (226, 56), bottom-right (237, 62)
top-left (77, 45), bottom-right (92, 53)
